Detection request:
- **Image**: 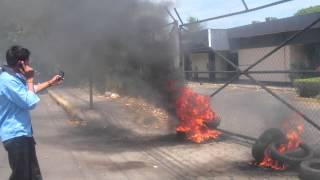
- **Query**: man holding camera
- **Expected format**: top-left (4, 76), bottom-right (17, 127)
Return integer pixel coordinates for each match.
top-left (0, 45), bottom-right (63, 180)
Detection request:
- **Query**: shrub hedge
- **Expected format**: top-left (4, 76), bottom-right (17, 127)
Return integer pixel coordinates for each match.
top-left (293, 77), bottom-right (320, 97)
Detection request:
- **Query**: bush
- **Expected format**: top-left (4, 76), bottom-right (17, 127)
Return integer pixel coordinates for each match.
top-left (294, 77), bottom-right (320, 97)
top-left (290, 60), bottom-right (312, 80)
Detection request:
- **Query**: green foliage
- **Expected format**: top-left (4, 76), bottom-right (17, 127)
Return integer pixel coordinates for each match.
top-left (294, 77), bottom-right (320, 97)
top-left (305, 44), bottom-right (320, 68)
top-left (290, 60), bottom-right (312, 80)
top-left (185, 16), bottom-right (204, 32)
top-left (295, 5), bottom-right (320, 16)
top-left (290, 44), bottom-right (320, 80)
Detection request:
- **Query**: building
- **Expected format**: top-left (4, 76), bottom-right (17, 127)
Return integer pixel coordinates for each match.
top-left (182, 12), bottom-right (320, 83)
top-left (182, 29), bottom-right (236, 81)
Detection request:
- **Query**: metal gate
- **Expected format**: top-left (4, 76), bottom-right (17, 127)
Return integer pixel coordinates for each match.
top-left (168, 0), bottom-right (320, 152)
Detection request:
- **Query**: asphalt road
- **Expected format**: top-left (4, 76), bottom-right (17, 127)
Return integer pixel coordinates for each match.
top-left (0, 93), bottom-right (300, 179)
top-left (191, 84), bottom-right (320, 152)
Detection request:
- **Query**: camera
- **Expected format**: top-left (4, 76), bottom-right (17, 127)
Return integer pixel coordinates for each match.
top-left (58, 70), bottom-right (65, 80)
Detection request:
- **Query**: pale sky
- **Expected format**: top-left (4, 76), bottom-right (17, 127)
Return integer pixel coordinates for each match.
top-left (163, 0), bottom-right (320, 29)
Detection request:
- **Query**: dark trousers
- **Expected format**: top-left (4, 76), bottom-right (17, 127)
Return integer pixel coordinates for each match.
top-left (3, 136), bottom-right (42, 180)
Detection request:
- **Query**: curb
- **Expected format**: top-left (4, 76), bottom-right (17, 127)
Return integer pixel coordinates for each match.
top-left (187, 82), bottom-right (295, 93)
top-left (48, 90), bottom-right (84, 122)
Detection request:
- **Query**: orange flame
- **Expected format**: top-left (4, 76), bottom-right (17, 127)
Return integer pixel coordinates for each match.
top-left (258, 119), bottom-right (304, 170)
top-left (175, 87), bottom-right (221, 143)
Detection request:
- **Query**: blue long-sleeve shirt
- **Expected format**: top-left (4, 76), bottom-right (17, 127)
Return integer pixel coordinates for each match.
top-left (0, 67), bottom-right (40, 142)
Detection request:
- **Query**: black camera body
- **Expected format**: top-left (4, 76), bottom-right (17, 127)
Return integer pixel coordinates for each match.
top-left (58, 70), bottom-right (65, 80)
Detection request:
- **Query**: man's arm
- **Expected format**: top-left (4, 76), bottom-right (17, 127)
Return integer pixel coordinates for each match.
top-left (34, 80), bottom-right (52, 93)
top-left (2, 78), bottom-right (40, 110)
top-left (27, 79), bottom-right (35, 93)
top-left (34, 75), bottom-right (62, 93)
top-left (20, 61), bottom-right (63, 93)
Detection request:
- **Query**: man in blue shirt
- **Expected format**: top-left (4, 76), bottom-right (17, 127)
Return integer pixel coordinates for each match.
top-left (0, 45), bottom-right (63, 180)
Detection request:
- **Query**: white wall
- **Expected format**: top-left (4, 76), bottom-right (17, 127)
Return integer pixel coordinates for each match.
top-left (289, 45), bottom-right (307, 66)
top-left (214, 52), bottom-right (230, 79)
top-left (238, 46), bottom-right (292, 82)
top-left (191, 53), bottom-right (209, 79)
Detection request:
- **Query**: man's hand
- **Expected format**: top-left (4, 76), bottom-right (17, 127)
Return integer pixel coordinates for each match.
top-left (48, 75), bottom-right (63, 86)
top-left (34, 74), bottom-right (63, 93)
top-left (21, 61), bottom-right (34, 81)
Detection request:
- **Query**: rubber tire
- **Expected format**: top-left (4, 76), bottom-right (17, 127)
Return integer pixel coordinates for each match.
top-left (206, 117), bottom-right (221, 129)
top-left (299, 159), bottom-right (320, 180)
top-left (176, 131), bottom-right (187, 141)
top-left (252, 128), bottom-right (286, 163)
top-left (269, 142), bottom-right (314, 167)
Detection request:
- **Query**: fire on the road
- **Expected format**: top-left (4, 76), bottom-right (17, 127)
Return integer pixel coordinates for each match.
top-left (175, 87), bottom-right (221, 143)
top-left (258, 119), bottom-right (304, 170)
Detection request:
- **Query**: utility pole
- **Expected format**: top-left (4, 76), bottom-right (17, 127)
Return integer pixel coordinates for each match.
top-left (88, 52), bottom-right (94, 109)
top-left (89, 66), bottom-right (93, 109)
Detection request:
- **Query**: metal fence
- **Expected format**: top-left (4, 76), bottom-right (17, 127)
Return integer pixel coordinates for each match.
top-left (170, 0), bottom-right (320, 152)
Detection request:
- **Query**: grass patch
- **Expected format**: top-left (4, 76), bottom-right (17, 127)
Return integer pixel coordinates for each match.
top-left (293, 77), bottom-right (320, 98)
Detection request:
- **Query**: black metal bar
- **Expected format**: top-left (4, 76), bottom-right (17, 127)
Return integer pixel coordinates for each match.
top-left (89, 67), bottom-right (93, 109)
top-left (180, 26), bottom-right (190, 32)
top-left (165, 8), bottom-right (177, 22)
top-left (213, 50), bottom-right (240, 70)
top-left (208, 46), bottom-right (320, 133)
top-left (203, 31), bottom-right (320, 133)
top-left (155, 22), bottom-right (177, 33)
top-left (174, 8), bottom-right (184, 25)
top-left (183, 70), bottom-right (320, 74)
top-left (184, 71), bottom-right (237, 74)
top-left (217, 128), bottom-right (257, 142)
top-left (163, 21), bottom-right (176, 27)
top-left (245, 18), bottom-right (320, 75)
top-left (248, 70), bottom-right (320, 74)
top-left (210, 16), bottom-right (320, 97)
top-left (213, 49), bottom-right (320, 134)
top-left (177, 22), bottom-right (184, 74)
top-left (181, 0), bottom-right (294, 27)
top-left (245, 74), bottom-right (320, 132)
top-left (241, 0), bottom-right (249, 10)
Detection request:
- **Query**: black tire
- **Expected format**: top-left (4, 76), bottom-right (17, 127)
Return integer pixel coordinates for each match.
top-left (299, 159), bottom-right (320, 180)
top-left (176, 131), bottom-right (187, 141)
top-left (269, 142), bottom-right (314, 167)
top-left (252, 128), bottom-right (286, 163)
top-left (206, 117), bottom-right (221, 129)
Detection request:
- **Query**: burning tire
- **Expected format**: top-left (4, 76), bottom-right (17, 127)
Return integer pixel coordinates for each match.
top-left (206, 116), bottom-right (221, 129)
top-left (252, 128), bottom-right (286, 163)
top-left (299, 159), bottom-right (320, 180)
top-left (176, 131), bottom-right (187, 141)
top-left (269, 142), bottom-right (314, 167)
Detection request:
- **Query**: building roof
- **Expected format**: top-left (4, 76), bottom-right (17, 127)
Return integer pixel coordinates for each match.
top-left (228, 12), bottom-right (320, 39)
top-left (182, 12), bottom-right (320, 52)
top-left (181, 29), bottom-right (230, 52)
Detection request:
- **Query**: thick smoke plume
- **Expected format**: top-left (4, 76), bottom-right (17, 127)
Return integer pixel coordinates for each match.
top-left (0, 0), bottom-right (182, 103)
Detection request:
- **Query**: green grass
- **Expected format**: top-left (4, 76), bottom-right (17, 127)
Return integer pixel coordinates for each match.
top-left (293, 77), bottom-right (320, 97)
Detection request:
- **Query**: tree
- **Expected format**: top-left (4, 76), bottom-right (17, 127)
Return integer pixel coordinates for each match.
top-left (185, 16), bottom-right (204, 32)
top-left (295, 5), bottom-right (320, 16)
top-left (265, 17), bottom-right (278, 22)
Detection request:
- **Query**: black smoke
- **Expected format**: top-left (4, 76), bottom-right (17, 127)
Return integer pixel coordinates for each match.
top-left (0, 0), bottom-right (182, 103)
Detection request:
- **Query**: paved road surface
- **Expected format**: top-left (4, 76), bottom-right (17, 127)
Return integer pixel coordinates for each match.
top-left (0, 93), bottom-right (300, 179)
top-left (191, 84), bottom-right (320, 152)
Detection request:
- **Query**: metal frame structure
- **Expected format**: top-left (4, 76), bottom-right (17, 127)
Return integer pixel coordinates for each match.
top-left (170, 0), bottom-right (320, 139)
top-left (180, 0), bottom-right (294, 27)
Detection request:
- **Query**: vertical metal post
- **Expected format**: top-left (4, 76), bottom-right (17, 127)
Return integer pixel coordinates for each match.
top-left (178, 24), bottom-right (184, 72)
top-left (89, 56), bottom-right (94, 109)
top-left (89, 72), bottom-right (93, 109)
top-left (241, 0), bottom-right (249, 10)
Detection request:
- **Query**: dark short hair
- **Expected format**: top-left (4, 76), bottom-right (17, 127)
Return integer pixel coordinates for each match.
top-left (6, 45), bottom-right (30, 67)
